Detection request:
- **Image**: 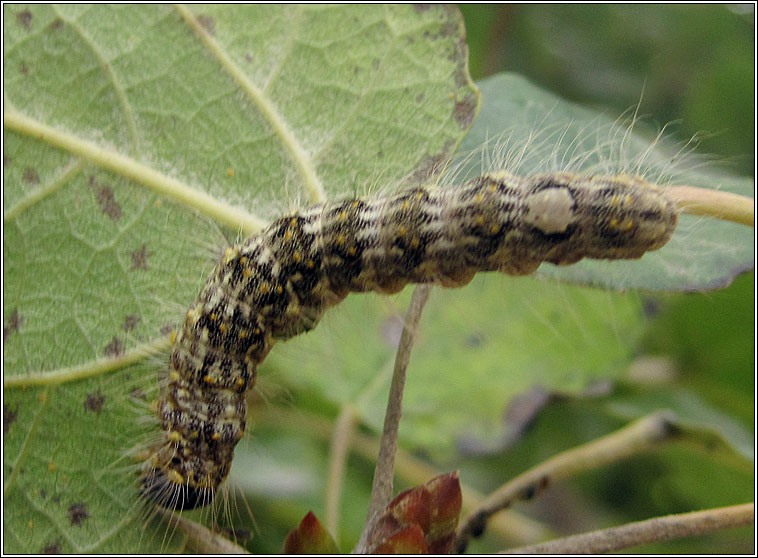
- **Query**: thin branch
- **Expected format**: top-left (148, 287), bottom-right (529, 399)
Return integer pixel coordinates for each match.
top-left (501, 502), bottom-right (754, 554)
top-left (668, 185), bottom-right (754, 227)
top-left (354, 284), bottom-right (432, 553)
top-left (158, 510), bottom-right (249, 554)
top-left (455, 411), bottom-right (681, 553)
top-left (325, 403), bottom-right (359, 540)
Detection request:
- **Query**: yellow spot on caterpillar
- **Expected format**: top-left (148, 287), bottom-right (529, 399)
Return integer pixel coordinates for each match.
top-left (166, 469), bottom-right (185, 485)
top-left (276, 285), bottom-right (284, 294)
top-left (290, 218), bottom-right (298, 227)
top-left (611, 196), bottom-right (620, 206)
top-left (170, 330), bottom-right (177, 343)
top-left (609, 218), bottom-right (619, 228)
top-left (488, 183), bottom-right (497, 193)
top-left (475, 215), bottom-right (485, 226)
top-left (625, 195), bottom-right (634, 205)
top-left (403, 200), bottom-right (410, 210)
top-left (490, 224), bottom-right (500, 235)
top-left (190, 430), bottom-right (199, 439)
top-left (476, 193), bottom-right (484, 202)
top-left (223, 247), bottom-right (238, 264)
top-left (240, 256), bottom-right (247, 265)
top-left (260, 283), bottom-right (269, 294)
top-left (348, 246), bottom-right (357, 256)
top-left (397, 225), bottom-right (406, 236)
top-left (170, 370), bottom-right (181, 382)
top-left (337, 234), bottom-right (345, 245)
top-left (293, 251), bottom-right (302, 263)
top-left (211, 432), bottom-right (221, 441)
top-left (622, 219), bottom-right (634, 231)
top-left (243, 268), bottom-right (251, 278)
top-left (285, 229), bottom-right (292, 240)
top-left (209, 313), bottom-right (218, 321)
top-left (236, 378), bottom-right (245, 388)
top-left (339, 211), bottom-right (347, 220)
top-left (168, 430), bottom-right (182, 442)
top-left (239, 329), bottom-right (248, 339)
top-left (410, 237), bottom-right (420, 249)
top-left (307, 259), bottom-right (315, 269)
top-left (219, 323), bottom-right (228, 334)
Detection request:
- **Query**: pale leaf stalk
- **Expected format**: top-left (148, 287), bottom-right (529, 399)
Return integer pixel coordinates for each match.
top-left (501, 502), bottom-right (754, 554)
top-left (669, 185), bottom-right (754, 227)
top-left (325, 403), bottom-right (360, 541)
top-left (159, 510), bottom-right (249, 554)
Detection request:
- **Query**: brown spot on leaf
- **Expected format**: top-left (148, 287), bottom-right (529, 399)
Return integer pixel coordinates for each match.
top-left (129, 386), bottom-right (146, 401)
top-left (104, 337), bottom-right (124, 357)
top-left (4, 308), bottom-right (23, 340)
top-left (415, 93), bottom-right (425, 104)
top-left (245, 53), bottom-right (253, 63)
top-left (197, 15), bottom-right (215, 34)
top-left (84, 391), bottom-right (105, 414)
top-left (17, 9), bottom-right (33, 30)
top-left (67, 502), bottom-right (89, 526)
top-left (4, 404), bottom-right (18, 435)
top-left (130, 244), bottom-right (152, 271)
top-left (123, 314), bottom-right (140, 332)
top-left (48, 18), bottom-right (63, 31)
top-left (413, 4), bottom-right (431, 12)
top-left (96, 186), bottom-right (122, 221)
top-left (23, 167), bottom-right (40, 184)
top-left (160, 323), bottom-right (175, 336)
top-left (42, 540), bottom-right (61, 554)
top-left (454, 94), bottom-right (478, 129)
top-left (3, 155), bottom-right (12, 168)
top-left (19, 61), bottom-right (30, 76)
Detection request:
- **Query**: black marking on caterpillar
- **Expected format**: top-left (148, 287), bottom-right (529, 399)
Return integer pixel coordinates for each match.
top-left (140, 171), bottom-right (677, 510)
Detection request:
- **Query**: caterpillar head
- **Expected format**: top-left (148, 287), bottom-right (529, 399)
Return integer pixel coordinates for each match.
top-left (139, 467), bottom-right (215, 511)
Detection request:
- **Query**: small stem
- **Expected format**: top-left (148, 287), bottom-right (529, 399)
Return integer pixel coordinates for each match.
top-left (501, 502), bottom-right (754, 554)
top-left (668, 185), bottom-right (754, 227)
top-left (354, 284), bottom-right (432, 552)
top-left (158, 510), bottom-right (249, 554)
top-left (455, 411), bottom-right (680, 553)
top-left (325, 403), bottom-right (359, 541)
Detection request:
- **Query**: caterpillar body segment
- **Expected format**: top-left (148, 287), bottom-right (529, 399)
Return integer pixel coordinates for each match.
top-left (140, 171), bottom-right (677, 509)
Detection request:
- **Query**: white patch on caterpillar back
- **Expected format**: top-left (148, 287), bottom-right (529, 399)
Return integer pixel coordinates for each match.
top-left (522, 187), bottom-right (577, 234)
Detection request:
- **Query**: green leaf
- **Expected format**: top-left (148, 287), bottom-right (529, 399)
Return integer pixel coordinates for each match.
top-left (3, 4), bottom-right (477, 553)
top-left (457, 73), bottom-right (754, 291)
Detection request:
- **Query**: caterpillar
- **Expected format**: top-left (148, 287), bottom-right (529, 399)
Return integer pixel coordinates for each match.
top-left (139, 169), bottom-right (678, 510)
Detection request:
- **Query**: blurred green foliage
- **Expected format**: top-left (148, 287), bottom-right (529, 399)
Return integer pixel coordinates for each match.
top-left (461, 4), bottom-right (754, 174)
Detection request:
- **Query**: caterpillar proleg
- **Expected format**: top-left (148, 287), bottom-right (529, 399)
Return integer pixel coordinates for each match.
top-left (140, 169), bottom-right (677, 510)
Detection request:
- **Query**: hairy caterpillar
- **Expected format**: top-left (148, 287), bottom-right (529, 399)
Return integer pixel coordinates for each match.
top-left (140, 169), bottom-right (677, 510)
